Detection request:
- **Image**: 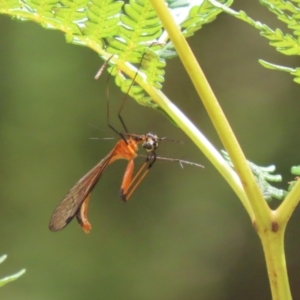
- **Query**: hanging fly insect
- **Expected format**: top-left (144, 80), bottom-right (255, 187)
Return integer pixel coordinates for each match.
top-left (49, 50), bottom-right (203, 233)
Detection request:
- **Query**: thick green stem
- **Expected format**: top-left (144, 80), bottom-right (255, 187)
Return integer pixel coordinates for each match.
top-left (259, 222), bottom-right (291, 300)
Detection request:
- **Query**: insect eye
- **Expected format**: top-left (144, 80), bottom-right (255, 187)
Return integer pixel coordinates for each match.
top-left (142, 137), bottom-right (159, 152)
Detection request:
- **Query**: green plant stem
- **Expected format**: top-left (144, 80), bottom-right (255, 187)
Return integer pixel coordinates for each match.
top-left (259, 224), bottom-right (291, 300)
top-left (149, 0), bottom-right (269, 226)
top-left (276, 179), bottom-right (300, 224)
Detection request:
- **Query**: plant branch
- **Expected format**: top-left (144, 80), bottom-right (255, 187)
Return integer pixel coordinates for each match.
top-left (276, 179), bottom-right (300, 224)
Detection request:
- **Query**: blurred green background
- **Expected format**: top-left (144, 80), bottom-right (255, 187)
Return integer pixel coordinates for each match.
top-left (1, 1), bottom-right (300, 299)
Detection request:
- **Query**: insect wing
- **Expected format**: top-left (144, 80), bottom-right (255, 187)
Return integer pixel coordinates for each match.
top-left (49, 155), bottom-right (112, 232)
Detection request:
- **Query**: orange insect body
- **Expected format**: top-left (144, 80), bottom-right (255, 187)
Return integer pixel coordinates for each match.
top-left (49, 133), bottom-right (159, 233)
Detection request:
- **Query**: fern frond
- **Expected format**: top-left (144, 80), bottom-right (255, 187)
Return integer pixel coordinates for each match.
top-left (210, 0), bottom-right (300, 55)
top-left (258, 60), bottom-right (300, 83)
top-left (107, 0), bottom-right (162, 61)
top-left (222, 151), bottom-right (288, 201)
top-left (25, 0), bottom-right (60, 19)
top-left (104, 0), bottom-right (164, 107)
top-left (83, 0), bottom-right (123, 45)
top-left (209, 0), bottom-right (300, 85)
top-left (52, 0), bottom-right (88, 41)
top-left (114, 47), bottom-right (165, 106)
top-left (260, 0), bottom-right (300, 38)
top-left (0, 0), bottom-right (228, 108)
top-left (260, 27), bottom-right (300, 55)
top-left (261, 0), bottom-right (299, 13)
top-left (0, 0), bottom-right (20, 12)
